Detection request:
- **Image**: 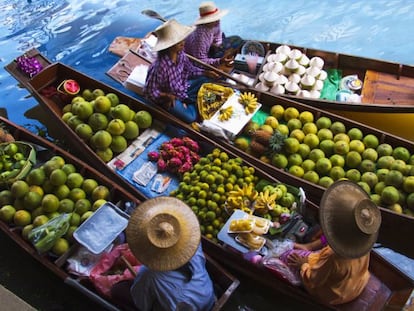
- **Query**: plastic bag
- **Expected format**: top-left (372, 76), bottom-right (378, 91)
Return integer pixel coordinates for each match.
top-left (89, 243), bottom-right (141, 298)
top-left (261, 256), bottom-right (301, 286)
top-left (28, 213), bottom-right (70, 253)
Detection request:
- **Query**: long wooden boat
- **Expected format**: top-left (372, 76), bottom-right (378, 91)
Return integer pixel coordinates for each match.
top-left (0, 116), bottom-right (240, 311)
top-left (5, 52), bottom-right (414, 310)
top-left (106, 31), bottom-right (414, 141)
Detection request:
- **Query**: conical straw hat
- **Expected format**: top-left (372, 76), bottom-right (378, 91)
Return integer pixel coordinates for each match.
top-left (126, 196), bottom-right (200, 271)
top-left (319, 180), bottom-right (381, 258)
top-left (194, 2), bottom-right (229, 25)
top-left (152, 19), bottom-right (195, 52)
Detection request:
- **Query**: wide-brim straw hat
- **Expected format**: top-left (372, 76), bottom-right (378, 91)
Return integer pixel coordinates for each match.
top-left (319, 180), bottom-right (381, 259)
top-left (151, 19), bottom-right (195, 52)
top-left (194, 1), bottom-right (229, 25)
top-left (126, 196), bottom-right (201, 271)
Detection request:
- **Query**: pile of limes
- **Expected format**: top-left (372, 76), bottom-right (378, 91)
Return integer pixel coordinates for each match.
top-left (0, 155), bottom-right (110, 256)
top-left (236, 104), bottom-right (414, 216)
top-left (61, 88), bottom-right (152, 162)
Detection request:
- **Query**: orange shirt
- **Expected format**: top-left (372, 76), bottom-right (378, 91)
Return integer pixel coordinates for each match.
top-left (300, 246), bottom-right (370, 305)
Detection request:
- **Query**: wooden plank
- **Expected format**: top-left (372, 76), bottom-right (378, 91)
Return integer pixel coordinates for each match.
top-left (362, 70), bottom-right (414, 106)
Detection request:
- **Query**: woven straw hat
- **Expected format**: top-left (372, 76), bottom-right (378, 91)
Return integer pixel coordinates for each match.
top-left (319, 180), bottom-right (381, 259)
top-left (151, 19), bottom-right (195, 52)
top-left (126, 196), bottom-right (201, 271)
top-left (194, 2), bottom-right (229, 25)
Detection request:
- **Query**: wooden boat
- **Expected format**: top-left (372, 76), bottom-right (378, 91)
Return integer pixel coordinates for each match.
top-left (246, 40), bottom-right (414, 142)
top-left (104, 13), bottom-right (414, 142)
top-left (0, 116), bottom-right (240, 311)
top-left (5, 52), bottom-right (414, 310)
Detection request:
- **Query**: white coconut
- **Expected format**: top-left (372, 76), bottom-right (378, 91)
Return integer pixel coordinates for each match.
top-left (288, 73), bottom-right (301, 84)
top-left (297, 90), bottom-right (311, 98)
top-left (300, 75), bottom-right (316, 90)
top-left (284, 59), bottom-right (299, 73)
top-left (270, 84), bottom-right (285, 95)
top-left (299, 54), bottom-right (310, 67)
top-left (309, 56), bottom-right (324, 69)
top-left (289, 49), bottom-right (303, 61)
top-left (276, 45), bottom-right (291, 55)
top-left (313, 80), bottom-right (324, 91)
top-left (263, 71), bottom-right (279, 87)
top-left (273, 53), bottom-right (288, 64)
top-left (309, 90), bottom-right (321, 98)
top-left (306, 66), bottom-right (321, 78)
top-left (255, 82), bottom-right (270, 92)
top-left (296, 65), bottom-right (306, 76)
top-left (258, 72), bottom-right (266, 82)
top-left (278, 74), bottom-right (288, 85)
top-left (318, 69), bottom-right (328, 81)
top-left (285, 81), bottom-right (300, 94)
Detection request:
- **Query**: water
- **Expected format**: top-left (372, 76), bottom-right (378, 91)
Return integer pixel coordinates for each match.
top-left (0, 0), bottom-right (413, 308)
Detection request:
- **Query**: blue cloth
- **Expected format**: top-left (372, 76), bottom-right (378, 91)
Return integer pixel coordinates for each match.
top-left (130, 245), bottom-right (215, 311)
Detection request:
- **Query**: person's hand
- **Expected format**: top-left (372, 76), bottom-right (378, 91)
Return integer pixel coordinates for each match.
top-left (220, 55), bottom-right (234, 67)
top-left (287, 252), bottom-right (308, 268)
top-left (160, 93), bottom-right (176, 109)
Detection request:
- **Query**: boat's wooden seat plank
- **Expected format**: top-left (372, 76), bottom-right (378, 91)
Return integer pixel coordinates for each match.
top-left (362, 70), bottom-right (414, 106)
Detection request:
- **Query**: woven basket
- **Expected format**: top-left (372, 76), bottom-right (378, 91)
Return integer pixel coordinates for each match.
top-left (0, 141), bottom-right (36, 187)
top-left (197, 83), bottom-right (234, 120)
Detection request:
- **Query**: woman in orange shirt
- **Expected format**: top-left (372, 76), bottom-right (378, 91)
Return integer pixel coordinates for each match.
top-left (284, 180), bottom-right (381, 305)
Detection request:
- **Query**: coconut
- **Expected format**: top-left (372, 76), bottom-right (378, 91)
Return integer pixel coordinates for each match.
top-left (270, 84), bottom-right (285, 95)
top-left (289, 49), bottom-right (303, 61)
top-left (273, 53), bottom-right (288, 64)
top-left (318, 69), bottom-right (328, 81)
top-left (312, 80), bottom-right (324, 91)
top-left (296, 65), bottom-right (306, 76)
top-left (297, 90), bottom-right (311, 98)
top-left (309, 56), bottom-right (324, 69)
top-left (266, 53), bottom-right (278, 63)
top-left (255, 82), bottom-right (270, 92)
top-left (285, 81), bottom-right (300, 95)
top-left (258, 72), bottom-right (265, 82)
top-left (263, 61), bottom-right (282, 73)
top-left (288, 73), bottom-right (301, 84)
top-left (278, 74), bottom-right (288, 85)
top-left (300, 74), bottom-right (316, 90)
top-left (284, 59), bottom-right (299, 73)
top-left (306, 66), bottom-right (321, 78)
top-left (299, 54), bottom-right (310, 67)
top-left (309, 90), bottom-right (321, 99)
top-left (276, 45), bottom-right (291, 55)
top-left (263, 71), bottom-right (279, 87)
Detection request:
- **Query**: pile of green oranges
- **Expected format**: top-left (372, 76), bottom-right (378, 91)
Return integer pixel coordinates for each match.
top-left (236, 104), bottom-right (414, 216)
top-left (61, 88), bottom-right (153, 162)
top-left (0, 155), bottom-right (110, 256)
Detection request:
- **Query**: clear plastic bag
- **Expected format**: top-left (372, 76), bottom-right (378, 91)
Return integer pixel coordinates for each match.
top-left (28, 213), bottom-right (71, 253)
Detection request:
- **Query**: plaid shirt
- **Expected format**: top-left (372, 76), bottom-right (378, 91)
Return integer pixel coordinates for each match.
top-left (185, 23), bottom-right (222, 67)
top-left (144, 50), bottom-right (204, 103)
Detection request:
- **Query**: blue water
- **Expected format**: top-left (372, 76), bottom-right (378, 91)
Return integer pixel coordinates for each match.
top-left (0, 0), bottom-right (413, 307)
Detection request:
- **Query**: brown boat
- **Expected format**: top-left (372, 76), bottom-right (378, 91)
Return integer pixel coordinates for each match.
top-left (0, 116), bottom-right (239, 311)
top-left (5, 53), bottom-right (414, 310)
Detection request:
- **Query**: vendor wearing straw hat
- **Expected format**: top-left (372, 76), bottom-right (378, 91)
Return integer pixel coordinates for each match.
top-left (185, 2), bottom-right (243, 68)
top-left (112, 197), bottom-right (215, 311)
top-left (286, 180), bottom-right (381, 305)
top-left (144, 19), bottom-right (219, 123)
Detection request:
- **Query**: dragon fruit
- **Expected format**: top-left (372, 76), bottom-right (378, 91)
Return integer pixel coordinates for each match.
top-left (147, 151), bottom-right (160, 161)
top-left (157, 158), bottom-right (167, 171)
top-left (160, 142), bottom-right (174, 152)
top-left (168, 157), bottom-right (183, 167)
top-left (182, 137), bottom-right (200, 152)
top-left (170, 137), bottom-right (184, 147)
top-left (178, 161), bottom-right (193, 174)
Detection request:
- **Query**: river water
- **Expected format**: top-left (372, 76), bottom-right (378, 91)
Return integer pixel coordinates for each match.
top-left (0, 0), bottom-right (413, 309)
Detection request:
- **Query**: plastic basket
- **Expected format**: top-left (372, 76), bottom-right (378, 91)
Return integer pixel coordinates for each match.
top-left (197, 83), bottom-right (234, 120)
top-left (0, 141), bottom-right (36, 187)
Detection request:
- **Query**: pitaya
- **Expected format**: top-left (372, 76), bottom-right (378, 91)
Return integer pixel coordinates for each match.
top-left (167, 157), bottom-right (183, 167)
top-left (157, 158), bottom-right (167, 171)
top-left (160, 150), bottom-right (169, 160)
top-left (147, 151), bottom-right (160, 161)
top-left (177, 145), bottom-right (190, 156)
top-left (170, 137), bottom-right (184, 147)
top-left (182, 137), bottom-right (200, 152)
top-left (189, 151), bottom-right (201, 163)
top-left (178, 161), bottom-right (193, 174)
top-left (160, 142), bottom-right (174, 152)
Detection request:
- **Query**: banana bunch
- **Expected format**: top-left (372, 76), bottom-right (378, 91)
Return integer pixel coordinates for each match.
top-left (218, 106), bottom-right (234, 121)
top-left (254, 189), bottom-right (278, 213)
top-left (238, 92), bottom-right (258, 115)
top-left (226, 184), bottom-right (259, 214)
